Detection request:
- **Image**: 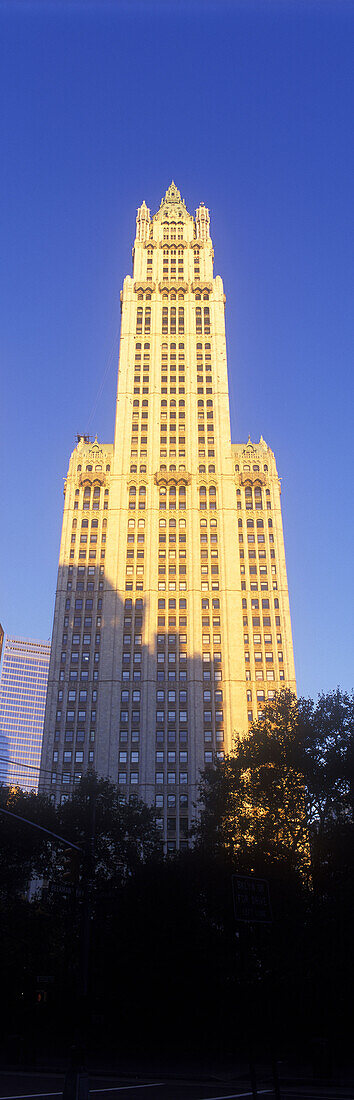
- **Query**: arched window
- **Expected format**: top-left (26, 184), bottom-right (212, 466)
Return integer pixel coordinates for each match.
top-left (253, 465), bottom-right (259, 472)
top-left (208, 465), bottom-right (215, 473)
top-left (86, 465), bottom-right (93, 472)
top-left (199, 465), bottom-right (206, 473)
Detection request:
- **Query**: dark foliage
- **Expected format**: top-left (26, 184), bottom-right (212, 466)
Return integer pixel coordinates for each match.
top-left (0, 693), bottom-right (353, 1071)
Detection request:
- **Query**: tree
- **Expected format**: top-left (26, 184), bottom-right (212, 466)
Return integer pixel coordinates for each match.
top-left (0, 783), bottom-right (58, 900)
top-left (195, 690), bottom-right (311, 879)
top-left (56, 772), bottom-right (161, 899)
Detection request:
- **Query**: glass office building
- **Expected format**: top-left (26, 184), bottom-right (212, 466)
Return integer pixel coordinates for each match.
top-left (0, 636), bottom-right (50, 792)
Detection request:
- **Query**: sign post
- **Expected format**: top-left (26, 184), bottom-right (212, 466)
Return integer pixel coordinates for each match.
top-left (232, 875), bottom-right (272, 924)
top-left (232, 875), bottom-right (275, 1100)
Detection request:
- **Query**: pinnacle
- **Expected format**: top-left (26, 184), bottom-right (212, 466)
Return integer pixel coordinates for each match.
top-left (163, 180), bottom-right (182, 203)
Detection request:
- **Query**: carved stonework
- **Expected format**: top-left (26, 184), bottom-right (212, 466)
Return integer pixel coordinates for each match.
top-left (158, 239), bottom-right (187, 250)
top-left (155, 469), bottom-right (190, 487)
top-left (134, 281), bottom-right (156, 292)
top-left (154, 181), bottom-right (193, 224)
top-left (237, 472), bottom-right (266, 487)
top-left (192, 281), bottom-right (213, 293)
top-left (79, 472), bottom-right (106, 487)
top-left (158, 281), bottom-right (189, 293)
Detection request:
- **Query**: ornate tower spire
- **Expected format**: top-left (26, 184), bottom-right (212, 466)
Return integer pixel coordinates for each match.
top-left (136, 199), bottom-right (150, 242)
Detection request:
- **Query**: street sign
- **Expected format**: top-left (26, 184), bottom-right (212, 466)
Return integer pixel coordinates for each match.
top-left (232, 874), bottom-right (272, 923)
top-left (47, 881), bottom-right (83, 898)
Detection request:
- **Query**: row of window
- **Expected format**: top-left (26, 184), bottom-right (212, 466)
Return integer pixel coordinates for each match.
top-left (58, 686), bottom-right (98, 703)
top-left (235, 463), bottom-right (268, 473)
top-left (76, 463), bottom-right (110, 473)
top-left (155, 772), bottom-right (188, 785)
top-left (156, 794), bottom-right (188, 810)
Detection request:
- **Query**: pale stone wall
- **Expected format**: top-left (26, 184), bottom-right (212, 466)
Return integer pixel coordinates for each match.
top-left (40, 184), bottom-right (296, 850)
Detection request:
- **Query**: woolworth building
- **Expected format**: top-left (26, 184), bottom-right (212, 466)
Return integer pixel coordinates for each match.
top-left (40, 182), bottom-right (296, 848)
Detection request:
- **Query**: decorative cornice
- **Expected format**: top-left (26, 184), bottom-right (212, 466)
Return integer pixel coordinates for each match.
top-left (192, 281), bottom-right (213, 293)
top-left (155, 470), bottom-right (190, 487)
top-left (79, 472), bottom-right (106, 487)
top-left (159, 240), bottom-right (187, 249)
top-left (134, 281), bottom-right (156, 292)
top-left (158, 281), bottom-right (189, 293)
top-left (237, 472), bottom-right (266, 487)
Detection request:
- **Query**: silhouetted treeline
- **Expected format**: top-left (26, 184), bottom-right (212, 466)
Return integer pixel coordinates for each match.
top-left (0, 689), bottom-right (353, 1072)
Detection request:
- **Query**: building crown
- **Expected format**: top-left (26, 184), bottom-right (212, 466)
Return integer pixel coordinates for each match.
top-left (155, 181), bottom-right (191, 222)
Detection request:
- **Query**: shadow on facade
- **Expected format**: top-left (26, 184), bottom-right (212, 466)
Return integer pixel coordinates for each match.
top-left (40, 562), bottom-right (223, 850)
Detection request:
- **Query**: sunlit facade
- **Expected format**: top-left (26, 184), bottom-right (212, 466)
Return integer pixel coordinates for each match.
top-left (40, 183), bottom-right (296, 846)
top-left (0, 635), bottom-right (50, 791)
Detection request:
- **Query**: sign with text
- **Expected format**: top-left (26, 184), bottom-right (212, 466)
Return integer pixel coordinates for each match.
top-left (232, 875), bottom-right (272, 923)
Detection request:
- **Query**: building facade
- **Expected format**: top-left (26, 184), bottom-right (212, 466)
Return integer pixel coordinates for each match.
top-left (0, 635), bottom-right (50, 792)
top-left (40, 183), bottom-right (296, 846)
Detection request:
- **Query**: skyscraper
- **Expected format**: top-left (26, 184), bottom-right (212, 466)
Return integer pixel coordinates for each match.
top-left (40, 183), bottom-right (296, 846)
top-left (0, 635), bottom-right (50, 792)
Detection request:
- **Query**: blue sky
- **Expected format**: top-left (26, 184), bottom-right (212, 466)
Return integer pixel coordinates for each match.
top-left (0, 0), bottom-right (353, 700)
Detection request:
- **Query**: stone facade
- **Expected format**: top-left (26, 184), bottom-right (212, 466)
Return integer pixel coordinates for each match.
top-left (40, 183), bottom-right (296, 848)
